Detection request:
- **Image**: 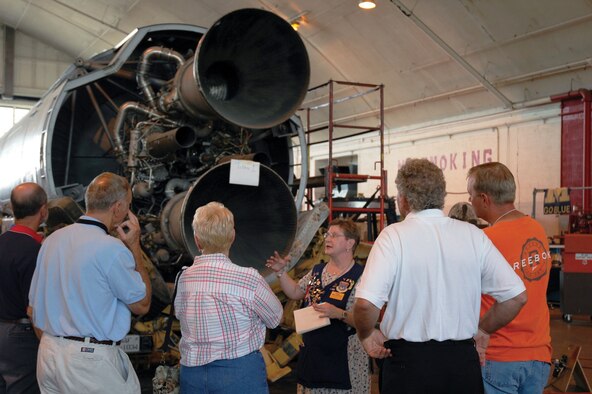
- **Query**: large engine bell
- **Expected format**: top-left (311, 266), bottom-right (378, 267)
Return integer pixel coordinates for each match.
top-left (176, 8), bottom-right (310, 129)
top-left (161, 162), bottom-right (297, 270)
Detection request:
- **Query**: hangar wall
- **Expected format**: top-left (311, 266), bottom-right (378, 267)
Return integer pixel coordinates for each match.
top-left (303, 103), bottom-right (564, 237)
top-left (0, 26), bottom-right (71, 100)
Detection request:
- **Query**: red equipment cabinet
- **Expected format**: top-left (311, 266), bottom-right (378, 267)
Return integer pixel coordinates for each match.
top-left (563, 234), bottom-right (592, 273)
top-left (560, 234), bottom-right (592, 321)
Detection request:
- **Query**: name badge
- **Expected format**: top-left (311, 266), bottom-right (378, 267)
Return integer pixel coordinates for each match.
top-left (329, 291), bottom-right (345, 301)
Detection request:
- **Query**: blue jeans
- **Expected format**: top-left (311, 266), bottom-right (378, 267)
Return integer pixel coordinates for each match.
top-left (482, 360), bottom-right (550, 394)
top-left (180, 350), bottom-right (268, 394)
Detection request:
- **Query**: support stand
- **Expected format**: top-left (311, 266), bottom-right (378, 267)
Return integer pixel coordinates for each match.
top-left (549, 345), bottom-right (592, 392)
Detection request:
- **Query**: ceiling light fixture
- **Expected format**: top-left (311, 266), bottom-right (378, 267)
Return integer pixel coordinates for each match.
top-left (288, 11), bottom-right (309, 31)
top-left (358, 0), bottom-right (376, 9)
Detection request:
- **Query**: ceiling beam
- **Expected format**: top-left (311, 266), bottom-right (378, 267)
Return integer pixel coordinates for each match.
top-left (2, 25), bottom-right (15, 100)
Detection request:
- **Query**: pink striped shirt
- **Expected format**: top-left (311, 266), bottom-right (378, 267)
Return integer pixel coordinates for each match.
top-left (174, 253), bottom-right (283, 366)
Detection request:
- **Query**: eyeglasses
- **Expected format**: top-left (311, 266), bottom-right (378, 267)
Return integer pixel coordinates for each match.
top-left (323, 232), bottom-right (346, 239)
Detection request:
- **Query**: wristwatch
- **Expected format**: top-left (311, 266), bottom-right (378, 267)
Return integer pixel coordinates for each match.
top-left (341, 310), bottom-right (348, 320)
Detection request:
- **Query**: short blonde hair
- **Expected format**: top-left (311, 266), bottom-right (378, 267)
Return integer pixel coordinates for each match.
top-left (192, 202), bottom-right (235, 253)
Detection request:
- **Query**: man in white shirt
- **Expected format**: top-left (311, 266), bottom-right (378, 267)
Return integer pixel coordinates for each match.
top-left (353, 158), bottom-right (527, 394)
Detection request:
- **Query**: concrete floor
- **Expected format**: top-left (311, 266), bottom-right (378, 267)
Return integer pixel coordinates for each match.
top-left (544, 308), bottom-right (592, 393)
top-left (266, 307), bottom-right (592, 394)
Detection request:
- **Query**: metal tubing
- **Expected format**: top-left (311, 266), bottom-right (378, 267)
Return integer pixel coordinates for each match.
top-left (137, 47), bottom-right (185, 108)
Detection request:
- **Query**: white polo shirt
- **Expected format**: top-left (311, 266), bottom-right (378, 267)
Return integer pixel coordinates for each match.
top-left (356, 209), bottom-right (525, 342)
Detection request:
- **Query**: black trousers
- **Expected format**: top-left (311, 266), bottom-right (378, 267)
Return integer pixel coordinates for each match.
top-left (380, 339), bottom-right (484, 394)
top-left (0, 322), bottom-right (40, 394)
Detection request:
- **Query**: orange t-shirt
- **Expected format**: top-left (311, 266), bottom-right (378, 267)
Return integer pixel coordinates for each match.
top-left (481, 216), bottom-right (552, 363)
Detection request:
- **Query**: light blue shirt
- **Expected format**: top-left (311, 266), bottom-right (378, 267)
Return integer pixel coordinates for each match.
top-left (29, 216), bottom-right (146, 341)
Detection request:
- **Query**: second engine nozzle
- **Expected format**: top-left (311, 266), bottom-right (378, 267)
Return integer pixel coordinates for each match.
top-left (177, 8), bottom-right (310, 129)
top-left (161, 162), bottom-right (297, 272)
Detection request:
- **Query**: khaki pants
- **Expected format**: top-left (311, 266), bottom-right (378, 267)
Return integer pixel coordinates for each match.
top-left (37, 334), bottom-right (140, 394)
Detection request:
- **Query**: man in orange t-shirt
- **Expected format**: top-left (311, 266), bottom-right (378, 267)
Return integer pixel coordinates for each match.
top-left (468, 162), bottom-right (551, 394)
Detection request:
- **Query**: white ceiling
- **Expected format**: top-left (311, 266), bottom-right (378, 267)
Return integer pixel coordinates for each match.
top-left (2, 0), bottom-right (592, 137)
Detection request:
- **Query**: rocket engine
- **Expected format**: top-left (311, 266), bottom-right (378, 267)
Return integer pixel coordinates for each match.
top-left (0, 9), bottom-right (310, 289)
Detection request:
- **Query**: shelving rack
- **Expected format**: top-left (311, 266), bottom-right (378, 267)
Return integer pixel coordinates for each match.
top-left (300, 80), bottom-right (388, 239)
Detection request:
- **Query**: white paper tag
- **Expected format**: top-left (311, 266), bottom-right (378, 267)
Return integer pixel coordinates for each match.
top-left (229, 159), bottom-right (260, 187)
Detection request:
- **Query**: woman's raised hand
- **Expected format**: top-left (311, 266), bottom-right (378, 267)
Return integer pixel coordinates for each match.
top-left (265, 250), bottom-right (290, 273)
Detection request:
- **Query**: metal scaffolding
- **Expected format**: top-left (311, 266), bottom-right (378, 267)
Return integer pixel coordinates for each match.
top-left (300, 80), bottom-right (388, 239)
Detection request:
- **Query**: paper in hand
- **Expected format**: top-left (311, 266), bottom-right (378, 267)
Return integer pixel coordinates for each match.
top-left (293, 305), bottom-right (331, 334)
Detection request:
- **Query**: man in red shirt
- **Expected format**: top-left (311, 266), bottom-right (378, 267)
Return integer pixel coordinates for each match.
top-left (468, 162), bottom-right (551, 394)
top-left (0, 183), bottom-right (48, 394)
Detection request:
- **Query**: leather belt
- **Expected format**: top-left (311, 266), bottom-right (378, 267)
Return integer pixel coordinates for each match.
top-left (62, 336), bottom-right (121, 346)
top-left (384, 338), bottom-right (474, 349)
top-left (0, 318), bottom-right (31, 325)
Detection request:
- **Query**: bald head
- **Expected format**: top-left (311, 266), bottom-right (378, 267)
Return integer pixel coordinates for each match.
top-left (10, 183), bottom-right (48, 219)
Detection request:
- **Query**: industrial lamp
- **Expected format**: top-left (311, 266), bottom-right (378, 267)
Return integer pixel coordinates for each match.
top-left (288, 11), bottom-right (308, 31)
top-left (358, 0), bottom-right (376, 9)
